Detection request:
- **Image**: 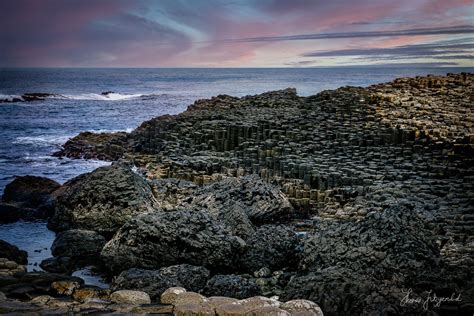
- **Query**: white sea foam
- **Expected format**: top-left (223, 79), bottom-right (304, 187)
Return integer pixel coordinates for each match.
top-left (89, 127), bottom-right (134, 133)
top-left (63, 93), bottom-right (144, 101)
top-left (0, 94), bottom-right (24, 102)
top-left (13, 135), bottom-right (73, 146)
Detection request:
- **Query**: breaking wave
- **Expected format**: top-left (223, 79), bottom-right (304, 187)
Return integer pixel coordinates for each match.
top-left (0, 92), bottom-right (169, 103)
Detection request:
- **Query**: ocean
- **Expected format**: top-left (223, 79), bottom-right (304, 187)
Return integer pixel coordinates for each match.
top-left (0, 67), bottom-right (472, 279)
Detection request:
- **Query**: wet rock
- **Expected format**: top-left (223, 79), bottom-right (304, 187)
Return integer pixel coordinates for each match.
top-left (110, 290), bottom-right (151, 305)
top-left (112, 264), bottom-right (210, 301)
top-left (0, 241), bottom-right (27, 265)
top-left (48, 163), bottom-right (159, 238)
top-left (101, 210), bottom-right (245, 273)
top-left (50, 280), bottom-right (81, 296)
top-left (0, 271), bottom-right (83, 300)
top-left (240, 225), bottom-right (300, 273)
top-left (40, 256), bottom-right (74, 274)
top-left (71, 286), bottom-right (110, 302)
top-left (203, 274), bottom-right (260, 299)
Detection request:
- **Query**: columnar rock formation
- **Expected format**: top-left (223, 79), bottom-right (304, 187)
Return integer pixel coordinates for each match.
top-left (13, 72), bottom-right (472, 315)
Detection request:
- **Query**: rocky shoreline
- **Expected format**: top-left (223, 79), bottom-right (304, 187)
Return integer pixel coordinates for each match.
top-left (1, 73), bottom-right (473, 315)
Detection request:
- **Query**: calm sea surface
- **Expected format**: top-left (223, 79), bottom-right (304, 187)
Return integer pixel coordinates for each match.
top-left (0, 67), bottom-right (472, 280)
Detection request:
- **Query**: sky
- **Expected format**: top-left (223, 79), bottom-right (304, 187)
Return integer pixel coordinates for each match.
top-left (0, 0), bottom-right (473, 67)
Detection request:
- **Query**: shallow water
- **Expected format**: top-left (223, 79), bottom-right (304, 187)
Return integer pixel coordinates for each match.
top-left (0, 221), bottom-right (54, 272)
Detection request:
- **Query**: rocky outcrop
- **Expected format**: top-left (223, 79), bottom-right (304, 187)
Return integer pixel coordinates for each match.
top-left (0, 241), bottom-right (27, 265)
top-left (48, 163), bottom-right (159, 238)
top-left (182, 175), bottom-right (294, 225)
top-left (112, 264), bottom-right (210, 301)
top-left (240, 225), bottom-right (300, 273)
top-left (101, 210), bottom-right (246, 273)
top-left (38, 73), bottom-right (474, 314)
top-left (53, 131), bottom-right (127, 160)
top-left (202, 274), bottom-right (261, 299)
top-left (0, 176), bottom-right (59, 223)
top-left (41, 230), bottom-right (106, 273)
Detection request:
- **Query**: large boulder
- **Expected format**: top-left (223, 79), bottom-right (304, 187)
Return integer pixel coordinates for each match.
top-left (0, 176), bottom-right (59, 223)
top-left (300, 206), bottom-right (440, 278)
top-left (101, 210), bottom-right (246, 273)
top-left (2, 176), bottom-right (60, 207)
top-left (48, 163), bottom-right (159, 238)
top-left (202, 274), bottom-right (261, 299)
top-left (51, 229), bottom-right (106, 258)
top-left (240, 225), bottom-right (300, 273)
top-left (112, 264), bottom-right (210, 301)
top-left (0, 240), bottom-right (27, 265)
top-left (40, 229), bottom-right (107, 274)
top-left (181, 175), bottom-right (294, 225)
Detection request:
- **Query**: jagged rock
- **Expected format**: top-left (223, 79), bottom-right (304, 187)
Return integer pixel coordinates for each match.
top-left (203, 274), bottom-right (260, 299)
top-left (48, 163), bottom-right (159, 238)
top-left (101, 210), bottom-right (245, 273)
top-left (110, 290), bottom-right (151, 305)
top-left (71, 286), bottom-right (110, 302)
top-left (53, 131), bottom-right (128, 160)
top-left (0, 241), bottom-right (27, 265)
top-left (300, 206), bottom-right (440, 278)
top-left (150, 178), bottom-right (197, 211)
top-left (112, 264), bottom-right (210, 301)
top-left (182, 175), bottom-right (294, 225)
top-left (50, 280), bottom-right (81, 296)
top-left (240, 225), bottom-right (300, 273)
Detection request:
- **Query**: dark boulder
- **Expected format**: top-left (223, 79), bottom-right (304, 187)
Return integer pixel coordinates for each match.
top-left (0, 240), bottom-right (27, 265)
top-left (48, 163), bottom-right (159, 238)
top-left (101, 210), bottom-right (246, 273)
top-left (181, 175), bottom-right (294, 225)
top-left (150, 178), bottom-right (197, 211)
top-left (202, 274), bottom-right (261, 299)
top-left (2, 175), bottom-right (59, 207)
top-left (300, 206), bottom-right (440, 278)
top-left (40, 229), bottom-right (107, 273)
top-left (51, 229), bottom-right (106, 258)
top-left (112, 264), bottom-right (210, 301)
top-left (240, 225), bottom-right (300, 273)
top-left (0, 176), bottom-right (59, 223)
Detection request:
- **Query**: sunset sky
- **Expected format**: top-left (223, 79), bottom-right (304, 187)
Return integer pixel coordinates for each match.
top-left (1, 0), bottom-right (473, 67)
